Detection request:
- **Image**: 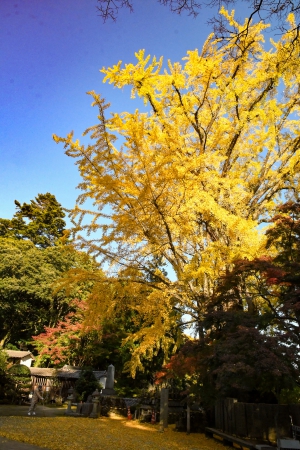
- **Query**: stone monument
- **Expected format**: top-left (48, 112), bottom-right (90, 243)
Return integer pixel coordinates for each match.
top-left (101, 364), bottom-right (116, 395)
top-left (159, 388), bottom-right (169, 432)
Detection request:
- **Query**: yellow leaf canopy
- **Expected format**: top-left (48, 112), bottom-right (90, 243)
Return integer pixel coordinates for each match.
top-left (54, 11), bottom-right (300, 374)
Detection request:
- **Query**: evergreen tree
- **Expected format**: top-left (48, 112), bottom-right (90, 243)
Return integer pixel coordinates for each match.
top-left (0, 194), bottom-right (94, 349)
top-left (0, 193), bottom-right (66, 248)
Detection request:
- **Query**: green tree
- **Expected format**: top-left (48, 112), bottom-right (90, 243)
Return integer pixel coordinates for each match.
top-left (7, 364), bottom-right (32, 404)
top-left (0, 193), bottom-right (66, 248)
top-left (0, 238), bottom-right (94, 348)
top-left (0, 363), bottom-right (14, 404)
top-left (0, 348), bottom-right (8, 371)
top-left (75, 368), bottom-right (99, 402)
top-left (0, 238), bottom-right (47, 346)
top-left (0, 194), bottom-right (96, 349)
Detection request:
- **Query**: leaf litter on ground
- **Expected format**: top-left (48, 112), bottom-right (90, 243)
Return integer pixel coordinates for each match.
top-left (0, 413), bottom-right (231, 450)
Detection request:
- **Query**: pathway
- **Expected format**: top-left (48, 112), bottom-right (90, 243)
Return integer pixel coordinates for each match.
top-left (0, 405), bottom-right (64, 450)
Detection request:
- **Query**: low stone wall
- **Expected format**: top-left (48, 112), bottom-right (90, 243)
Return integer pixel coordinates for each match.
top-left (100, 395), bottom-right (129, 417)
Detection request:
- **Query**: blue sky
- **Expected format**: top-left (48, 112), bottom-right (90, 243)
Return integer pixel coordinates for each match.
top-left (1, 0), bottom-right (252, 221)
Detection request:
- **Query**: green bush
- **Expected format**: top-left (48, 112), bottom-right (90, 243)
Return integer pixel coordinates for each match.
top-left (8, 364), bottom-right (32, 404)
top-left (75, 368), bottom-right (101, 402)
top-left (0, 368), bottom-right (14, 402)
top-left (279, 387), bottom-right (300, 404)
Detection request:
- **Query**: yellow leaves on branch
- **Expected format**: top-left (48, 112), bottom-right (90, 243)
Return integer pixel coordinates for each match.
top-left (54, 10), bottom-right (300, 373)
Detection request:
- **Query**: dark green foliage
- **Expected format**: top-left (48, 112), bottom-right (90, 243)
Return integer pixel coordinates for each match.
top-left (0, 237), bottom-right (88, 347)
top-left (77, 312), bottom-right (167, 397)
top-left (0, 193), bottom-right (94, 349)
top-left (200, 202), bottom-right (300, 403)
top-left (0, 193), bottom-right (66, 248)
top-left (0, 369), bottom-right (14, 404)
top-left (75, 368), bottom-right (99, 402)
top-left (0, 347), bottom-right (8, 370)
top-left (0, 349), bottom-right (13, 403)
top-left (7, 364), bottom-right (32, 404)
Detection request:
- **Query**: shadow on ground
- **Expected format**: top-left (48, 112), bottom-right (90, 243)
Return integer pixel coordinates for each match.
top-left (0, 404), bottom-right (66, 417)
top-left (0, 436), bottom-right (51, 450)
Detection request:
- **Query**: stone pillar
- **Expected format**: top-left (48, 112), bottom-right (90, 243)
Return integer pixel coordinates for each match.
top-left (106, 365), bottom-right (114, 390)
top-left (101, 365), bottom-right (116, 395)
top-left (159, 388), bottom-right (169, 432)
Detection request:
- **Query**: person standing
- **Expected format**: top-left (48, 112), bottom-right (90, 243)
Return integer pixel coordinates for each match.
top-left (28, 385), bottom-right (44, 416)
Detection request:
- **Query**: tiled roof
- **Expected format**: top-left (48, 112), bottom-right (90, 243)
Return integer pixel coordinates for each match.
top-left (29, 366), bottom-right (106, 380)
top-left (6, 350), bottom-right (35, 359)
top-left (30, 367), bottom-right (56, 377)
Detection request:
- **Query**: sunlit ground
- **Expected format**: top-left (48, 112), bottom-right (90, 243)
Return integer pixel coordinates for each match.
top-left (0, 413), bottom-right (230, 450)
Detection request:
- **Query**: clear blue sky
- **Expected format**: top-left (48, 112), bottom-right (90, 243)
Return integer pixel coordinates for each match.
top-left (1, 0), bottom-right (251, 220)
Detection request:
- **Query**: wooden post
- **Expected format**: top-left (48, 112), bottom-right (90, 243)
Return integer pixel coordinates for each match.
top-left (187, 396), bottom-right (191, 435)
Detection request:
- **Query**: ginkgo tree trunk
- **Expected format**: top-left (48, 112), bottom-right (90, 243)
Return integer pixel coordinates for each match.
top-left (54, 9), bottom-right (300, 375)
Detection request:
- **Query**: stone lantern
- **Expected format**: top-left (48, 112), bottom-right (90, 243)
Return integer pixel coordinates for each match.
top-left (65, 387), bottom-right (74, 415)
top-left (89, 388), bottom-right (100, 418)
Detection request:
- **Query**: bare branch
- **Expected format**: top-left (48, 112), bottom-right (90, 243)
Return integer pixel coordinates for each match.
top-left (96, 0), bottom-right (300, 37)
top-left (158, 0), bottom-right (202, 16)
top-left (96, 0), bottom-right (133, 22)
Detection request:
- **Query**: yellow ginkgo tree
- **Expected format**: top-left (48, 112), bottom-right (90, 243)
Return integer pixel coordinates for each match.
top-left (54, 10), bottom-right (300, 375)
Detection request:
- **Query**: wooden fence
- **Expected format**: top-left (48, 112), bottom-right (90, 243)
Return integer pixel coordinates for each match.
top-left (215, 398), bottom-right (300, 442)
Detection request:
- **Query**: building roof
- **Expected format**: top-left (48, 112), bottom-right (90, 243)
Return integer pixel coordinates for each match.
top-left (30, 367), bottom-right (56, 377)
top-left (30, 366), bottom-right (106, 380)
top-left (6, 350), bottom-right (35, 360)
